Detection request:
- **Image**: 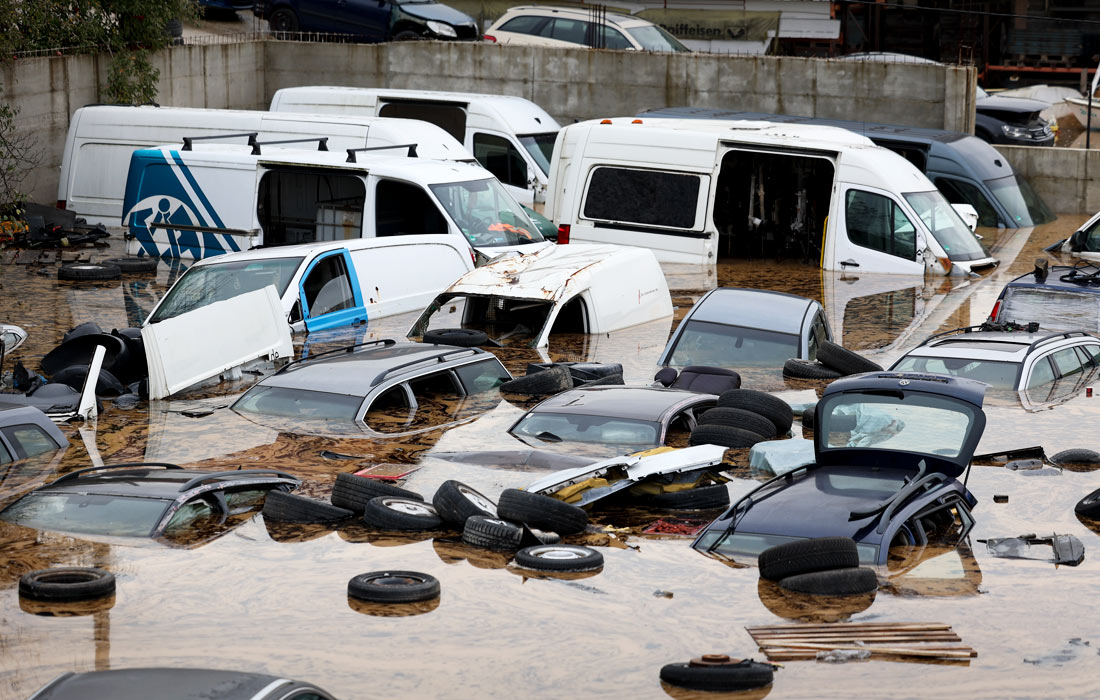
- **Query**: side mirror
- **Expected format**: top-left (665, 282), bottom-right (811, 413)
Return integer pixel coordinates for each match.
top-left (289, 300), bottom-right (302, 324)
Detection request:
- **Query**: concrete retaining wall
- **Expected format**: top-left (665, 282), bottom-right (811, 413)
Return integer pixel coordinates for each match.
top-left (1000, 145), bottom-right (1100, 216)
top-left (4, 39), bottom-right (974, 205)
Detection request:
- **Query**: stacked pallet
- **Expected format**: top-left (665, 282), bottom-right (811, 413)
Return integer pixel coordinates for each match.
top-left (746, 622), bottom-right (976, 662)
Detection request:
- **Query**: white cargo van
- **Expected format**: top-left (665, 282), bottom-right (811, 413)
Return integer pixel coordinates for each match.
top-left (58, 104), bottom-right (474, 225)
top-left (268, 87), bottom-right (560, 207)
top-left (122, 142), bottom-right (549, 260)
top-left (547, 118), bottom-right (998, 276)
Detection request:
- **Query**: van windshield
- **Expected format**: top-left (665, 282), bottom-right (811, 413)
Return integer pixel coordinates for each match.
top-left (430, 178), bottom-right (546, 247)
top-left (903, 191), bottom-right (990, 261)
top-left (984, 174), bottom-right (1055, 226)
top-left (149, 257), bottom-right (303, 323)
top-left (518, 132), bottom-right (556, 176)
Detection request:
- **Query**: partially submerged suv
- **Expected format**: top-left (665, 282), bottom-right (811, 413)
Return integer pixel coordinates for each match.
top-left (692, 373), bottom-right (987, 566)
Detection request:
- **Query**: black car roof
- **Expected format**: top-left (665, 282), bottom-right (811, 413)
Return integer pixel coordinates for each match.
top-left (822, 371), bottom-right (987, 407)
top-left (28, 668), bottom-right (309, 700)
top-left (36, 465), bottom-right (298, 500)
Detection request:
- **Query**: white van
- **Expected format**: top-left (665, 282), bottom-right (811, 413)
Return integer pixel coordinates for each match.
top-left (58, 104), bottom-right (474, 225)
top-left (269, 87), bottom-right (560, 207)
top-left (145, 235), bottom-right (473, 333)
top-left (122, 142), bottom-right (549, 260)
top-left (547, 118), bottom-right (999, 276)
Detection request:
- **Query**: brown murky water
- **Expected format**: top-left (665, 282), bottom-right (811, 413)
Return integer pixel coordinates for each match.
top-left (2, 219), bottom-right (1100, 699)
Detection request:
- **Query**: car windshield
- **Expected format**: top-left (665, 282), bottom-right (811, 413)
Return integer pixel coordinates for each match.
top-left (626, 25), bottom-right (690, 52)
top-left (818, 392), bottom-right (977, 459)
top-left (891, 355), bottom-right (1021, 389)
top-left (517, 132), bottom-right (556, 176)
top-left (667, 320), bottom-right (800, 368)
top-left (903, 191), bottom-right (989, 261)
top-left (430, 178), bottom-right (545, 247)
top-left (150, 257), bottom-right (303, 323)
top-left (233, 385), bottom-right (363, 421)
top-left (0, 492), bottom-right (168, 537)
top-left (511, 412), bottom-right (660, 446)
top-left (984, 174), bottom-right (1055, 226)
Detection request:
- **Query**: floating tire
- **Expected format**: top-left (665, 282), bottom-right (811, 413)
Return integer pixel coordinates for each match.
top-left (462, 515), bottom-right (524, 550)
top-left (514, 544), bottom-right (603, 572)
top-left (716, 389), bottom-right (793, 435)
top-left (432, 480), bottom-right (496, 526)
top-left (639, 483), bottom-right (730, 510)
top-left (758, 536), bottom-right (860, 581)
top-left (778, 567), bottom-right (878, 596)
top-left (659, 656), bottom-right (774, 692)
top-left (19, 567), bottom-right (115, 602)
top-left (801, 405), bottom-right (816, 431)
top-left (57, 262), bottom-right (121, 281)
top-left (497, 488), bottom-right (588, 535)
top-left (697, 407), bottom-right (777, 439)
top-left (362, 496), bottom-right (442, 531)
top-left (103, 256), bottom-right (158, 273)
top-left (816, 340), bottom-right (882, 376)
top-left (578, 372), bottom-right (624, 387)
top-left (1075, 487), bottom-right (1100, 518)
top-left (1052, 448), bottom-right (1100, 466)
top-left (782, 358), bottom-right (842, 380)
top-left (499, 365), bottom-right (572, 395)
top-left (688, 423), bottom-right (765, 449)
top-left (422, 328), bottom-right (488, 347)
top-left (330, 472), bottom-right (423, 513)
top-left (262, 490), bottom-right (354, 524)
top-left (347, 570), bottom-right (440, 603)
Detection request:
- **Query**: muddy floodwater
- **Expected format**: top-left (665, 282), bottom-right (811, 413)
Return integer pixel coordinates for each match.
top-left (2, 218), bottom-right (1100, 699)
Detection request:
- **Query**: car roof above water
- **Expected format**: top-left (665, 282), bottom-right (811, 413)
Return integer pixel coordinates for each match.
top-left (686, 288), bottom-right (817, 335)
top-left (527, 386), bottom-right (712, 422)
top-left (28, 668), bottom-right (325, 700)
top-left (35, 467), bottom-right (254, 500)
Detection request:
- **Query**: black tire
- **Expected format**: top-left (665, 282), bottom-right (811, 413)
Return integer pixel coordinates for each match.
top-left (462, 515), bottom-right (524, 550)
top-left (432, 480), bottom-right (496, 526)
top-left (348, 570), bottom-right (439, 603)
top-left (62, 321), bottom-right (102, 344)
top-left (688, 423), bottom-right (765, 449)
top-left (578, 372), bottom-right (624, 387)
top-left (1075, 487), bottom-right (1100, 518)
top-left (716, 389), bottom-right (793, 435)
top-left (801, 405), bottom-right (815, 431)
top-left (103, 256), bottom-right (158, 273)
top-left (783, 358), bottom-right (841, 380)
top-left (639, 483), bottom-right (730, 510)
top-left (816, 340), bottom-right (883, 376)
top-left (697, 407), bottom-right (777, 439)
top-left (262, 490), bottom-right (354, 524)
top-left (41, 333), bottom-right (130, 378)
top-left (394, 30), bottom-right (424, 40)
top-left (757, 536), bottom-right (860, 581)
top-left (19, 567), bottom-right (115, 601)
top-left (499, 365), bottom-right (572, 395)
top-left (497, 488), bottom-right (588, 535)
top-left (779, 567), bottom-right (878, 596)
top-left (330, 472), bottom-right (423, 513)
top-left (659, 659), bottom-right (774, 692)
top-left (514, 544), bottom-right (603, 572)
top-left (1052, 448), bottom-right (1100, 465)
top-left (362, 496), bottom-right (442, 531)
top-left (422, 328), bottom-right (488, 347)
top-left (58, 262), bottom-right (121, 281)
top-left (50, 365), bottom-right (125, 397)
top-left (527, 362), bottom-right (624, 387)
top-left (269, 7), bottom-right (299, 32)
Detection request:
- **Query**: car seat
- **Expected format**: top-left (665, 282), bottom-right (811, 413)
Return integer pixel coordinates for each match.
top-left (669, 366), bottom-right (741, 394)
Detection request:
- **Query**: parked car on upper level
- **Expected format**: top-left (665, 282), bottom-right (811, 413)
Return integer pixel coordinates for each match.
top-left (975, 87), bottom-right (1054, 147)
top-left (28, 668), bottom-right (335, 700)
top-left (255, 0), bottom-right (479, 41)
top-left (989, 261), bottom-right (1100, 335)
top-left (484, 6), bottom-right (689, 53)
top-left (657, 288), bottom-right (831, 370)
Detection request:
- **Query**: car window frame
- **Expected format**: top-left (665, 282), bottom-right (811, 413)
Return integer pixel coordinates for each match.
top-left (0, 423), bottom-right (61, 460)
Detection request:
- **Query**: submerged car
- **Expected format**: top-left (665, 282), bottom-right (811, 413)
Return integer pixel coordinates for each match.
top-left (0, 464), bottom-right (299, 544)
top-left (29, 668), bottom-right (335, 700)
top-left (0, 404), bottom-right (67, 464)
top-left (692, 372), bottom-right (987, 566)
top-left (975, 86), bottom-right (1054, 147)
top-left (658, 288), bottom-right (831, 370)
top-left (990, 261), bottom-right (1100, 335)
top-left (508, 385), bottom-right (716, 450)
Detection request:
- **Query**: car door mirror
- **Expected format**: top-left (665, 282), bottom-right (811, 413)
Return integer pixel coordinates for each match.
top-left (289, 300), bottom-right (302, 324)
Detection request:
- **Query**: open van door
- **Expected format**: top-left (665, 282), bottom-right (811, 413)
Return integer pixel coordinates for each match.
top-left (827, 185), bottom-right (929, 275)
top-left (298, 250), bottom-right (367, 332)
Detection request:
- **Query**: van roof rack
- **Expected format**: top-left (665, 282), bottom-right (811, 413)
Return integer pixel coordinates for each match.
top-left (346, 144), bottom-right (418, 162)
top-left (252, 137), bottom-right (328, 156)
top-left (182, 132), bottom-right (258, 151)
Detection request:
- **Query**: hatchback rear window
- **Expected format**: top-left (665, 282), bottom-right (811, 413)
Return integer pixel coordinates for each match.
top-left (583, 167), bottom-right (700, 229)
top-left (233, 385), bottom-right (363, 420)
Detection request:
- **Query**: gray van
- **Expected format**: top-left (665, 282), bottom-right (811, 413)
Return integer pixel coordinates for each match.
top-left (638, 107), bottom-right (1055, 229)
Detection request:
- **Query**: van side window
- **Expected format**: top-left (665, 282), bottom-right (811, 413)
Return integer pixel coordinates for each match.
top-left (473, 134), bottom-right (528, 188)
top-left (302, 254), bottom-right (355, 317)
top-left (934, 177), bottom-right (1001, 228)
top-left (583, 167), bottom-right (700, 230)
top-left (375, 180), bottom-right (449, 236)
top-left (845, 190), bottom-right (917, 260)
top-left (378, 102), bottom-right (467, 144)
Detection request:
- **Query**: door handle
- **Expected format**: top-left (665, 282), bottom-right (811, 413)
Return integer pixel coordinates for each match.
top-left (839, 259), bottom-right (860, 268)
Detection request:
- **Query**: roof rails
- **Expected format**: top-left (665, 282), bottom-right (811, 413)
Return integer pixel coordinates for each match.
top-left (1027, 331), bottom-right (1092, 354)
top-left (252, 136), bottom-right (328, 156)
top-left (52, 462), bottom-right (183, 484)
top-left (370, 347), bottom-right (481, 388)
top-left (182, 132), bottom-right (258, 151)
top-left (275, 339), bottom-right (397, 375)
top-left (920, 320), bottom-right (1040, 346)
top-left (178, 469), bottom-right (299, 492)
top-left (346, 144), bottom-right (418, 162)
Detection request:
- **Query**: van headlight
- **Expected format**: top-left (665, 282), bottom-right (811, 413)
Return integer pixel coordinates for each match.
top-left (427, 21), bottom-right (457, 37)
top-left (1000, 124), bottom-right (1029, 139)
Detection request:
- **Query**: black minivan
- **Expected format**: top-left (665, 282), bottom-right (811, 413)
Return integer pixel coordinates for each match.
top-left (256, 0), bottom-right (479, 41)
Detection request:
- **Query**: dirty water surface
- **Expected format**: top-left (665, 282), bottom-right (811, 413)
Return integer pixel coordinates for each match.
top-left (1, 219), bottom-right (1100, 699)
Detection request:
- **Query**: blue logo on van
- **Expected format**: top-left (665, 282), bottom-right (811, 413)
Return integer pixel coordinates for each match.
top-left (124, 149), bottom-right (242, 260)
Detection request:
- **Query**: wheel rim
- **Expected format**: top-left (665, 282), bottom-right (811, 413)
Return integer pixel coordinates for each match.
top-left (368, 573), bottom-right (425, 587)
top-left (459, 486), bottom-right (494, 513)
top-left (528, 546), bottom-right (586, 560)
top-left (382, 498), bottom-right (434, 516)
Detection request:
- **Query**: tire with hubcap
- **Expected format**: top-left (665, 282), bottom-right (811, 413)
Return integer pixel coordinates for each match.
top-left (432, 480), bottom-right (496, 526)
top-left (348, 570), bottom-right (439, 603)
top-left (362, 496), bottom-right (442, 531)
top-left (513, 544), bottom-right (603, 572)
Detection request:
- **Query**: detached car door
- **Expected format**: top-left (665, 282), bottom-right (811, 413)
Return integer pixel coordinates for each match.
top-left (298, 250), bottom-right (367, 332)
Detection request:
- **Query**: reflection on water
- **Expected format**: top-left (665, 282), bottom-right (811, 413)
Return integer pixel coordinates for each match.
top-left (2, 220), bottom-right (1100, 698)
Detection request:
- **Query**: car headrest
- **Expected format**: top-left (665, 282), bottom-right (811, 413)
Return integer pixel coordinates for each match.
top-left (654, 367), bottom-right (678, 387)
top-left (671, 365), bottom-right (741, 394)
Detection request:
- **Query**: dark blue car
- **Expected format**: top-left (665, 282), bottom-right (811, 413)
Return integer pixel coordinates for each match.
top-left (255, 0), bottom-right (479, 41)
top-left (692, 372), bottom-right (987, 566)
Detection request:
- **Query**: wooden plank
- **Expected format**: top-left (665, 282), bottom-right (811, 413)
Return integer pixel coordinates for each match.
top-left (751, 629), bottom-right (959, 638)
top-left (14, 250), bottom-right (38, 264)
top-left (759, 642), bottom-right (975, 660)
top-left (757, 635), bottom-right (961, 644)
top-left (747, 623), bottom-right (951, 633)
